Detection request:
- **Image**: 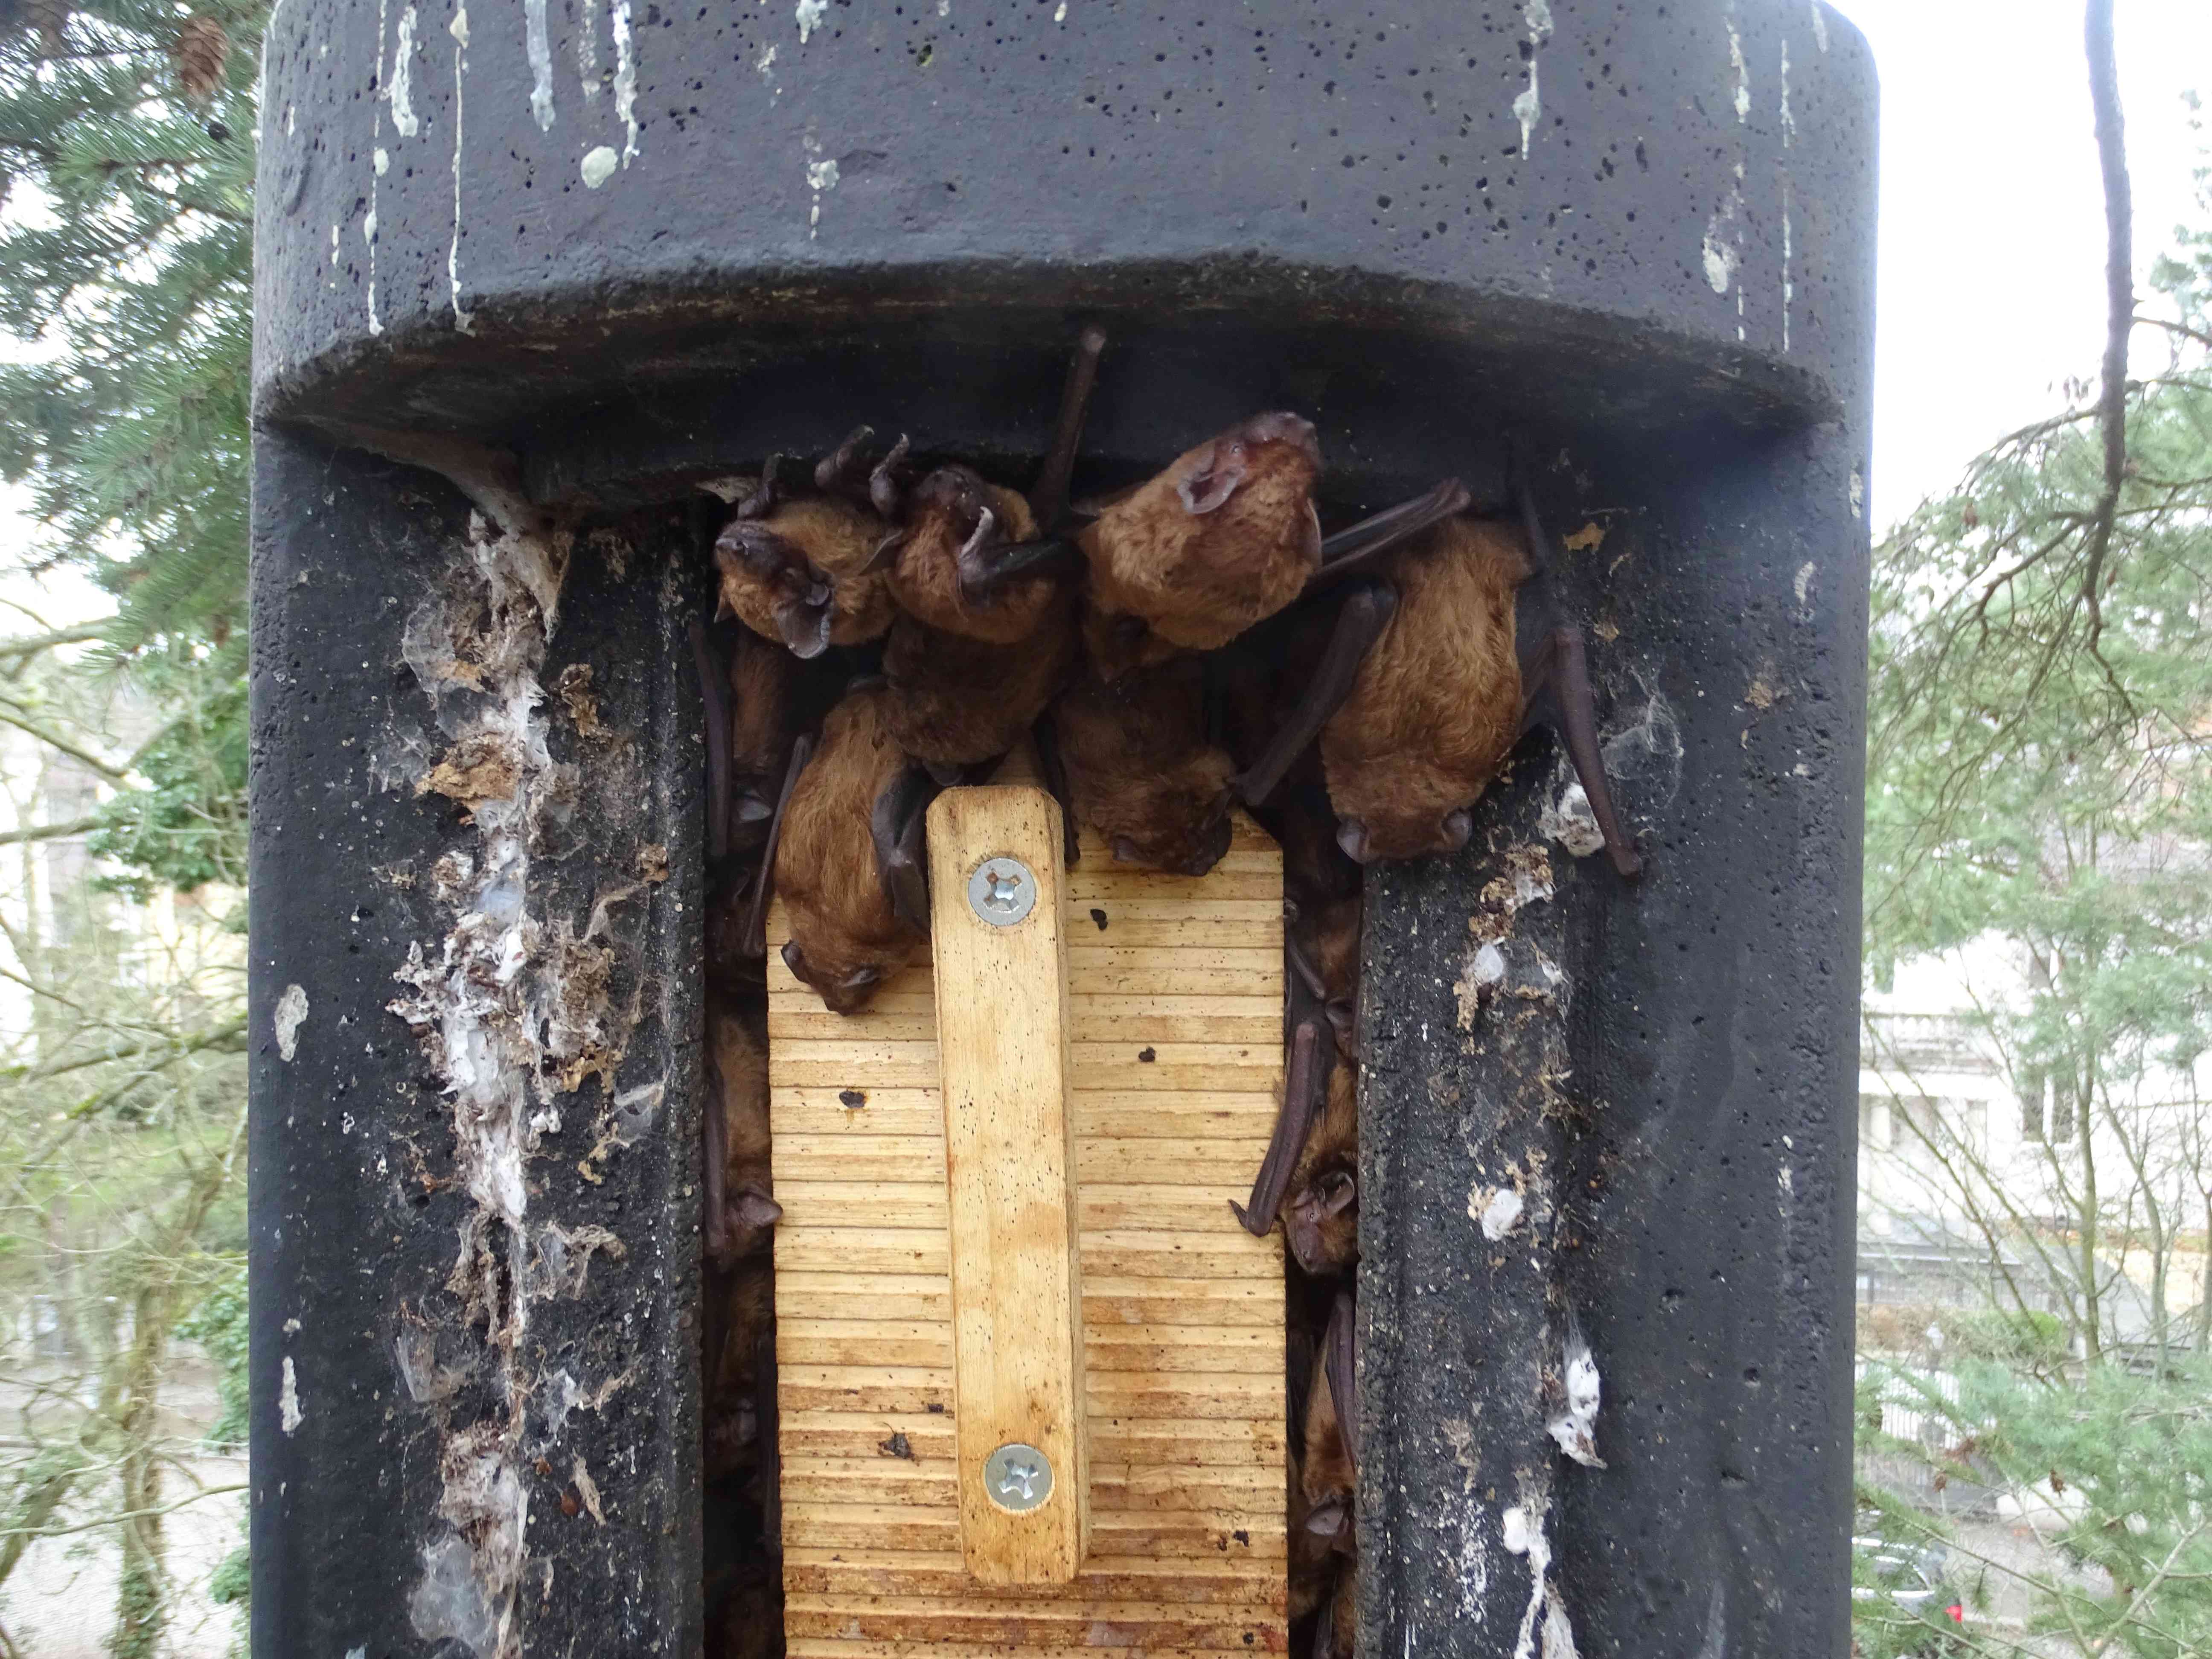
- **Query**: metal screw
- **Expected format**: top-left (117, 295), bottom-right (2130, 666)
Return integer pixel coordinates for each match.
top-left (967, 856), bottom-right (1037, 927)
top-left (983, 1442), bottom-right (1053, 1511)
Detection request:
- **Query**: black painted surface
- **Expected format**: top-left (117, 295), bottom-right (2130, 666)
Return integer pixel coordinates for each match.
top-left (253, 0), bottom-right (1875, 1653)
top-left (248, 434), bottom-right (704, 1656)
top-left (253, 0), bottom-right (1875, 446)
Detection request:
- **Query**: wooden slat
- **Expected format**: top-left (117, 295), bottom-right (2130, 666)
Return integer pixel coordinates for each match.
top-left (927, 787), bottom-right (1087, 1586)
top-left (769, 809), bottom-right (1287, 1653)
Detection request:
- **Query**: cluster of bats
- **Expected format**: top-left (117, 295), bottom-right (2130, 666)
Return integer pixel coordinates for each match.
top-left (693, 326), bottom-right (1640, 1658)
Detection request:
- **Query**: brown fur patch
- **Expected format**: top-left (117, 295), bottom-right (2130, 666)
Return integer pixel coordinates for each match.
top-left (1052, 656), bottom-right (1236, 877)
top-left (882, 592), bottom-right (1077, 769)
top-left (1321, 517), bottom-right (1525, 862)
top-left (775, 689), bottom-right (923, 1010)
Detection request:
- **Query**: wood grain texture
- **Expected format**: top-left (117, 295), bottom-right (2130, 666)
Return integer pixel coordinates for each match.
top-left (925, 786), bottom-right (1087, 1585)
top-left (768, 803), bottom-right (1289, 1653)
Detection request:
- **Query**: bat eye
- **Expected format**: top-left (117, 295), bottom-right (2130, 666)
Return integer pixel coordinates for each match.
top-left (1441, 808), bottom-right (1473, 850)
top-left (1335, 818), bottom-right (1371, 863)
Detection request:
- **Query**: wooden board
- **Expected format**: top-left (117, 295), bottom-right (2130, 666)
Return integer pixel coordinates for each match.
top-left (924, 786), bottom-right (1086, 1585)
top-left (768, 806), bottom-right (1289, 1654)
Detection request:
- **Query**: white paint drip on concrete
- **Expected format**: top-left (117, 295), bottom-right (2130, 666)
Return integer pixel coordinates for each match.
top-left (525, 0), bottom-right (556, 129)
top-left (755, 41), bottom-right (776, 74)
top-left (389, 4), bottom-right (420, 136)
top-left (1781, 178), bottom-right (1793, 352)
top-left (1511, 0), bottom-right (1554, 157)
top-left (1728, 24), bottom-right (1749, 121)
top-left (274, 983), bottom-right (309, 1060)
top-left (1794, 560), bottom-right (1817, 616)
top-left (1504, 1490), bottom-right (1578, 1659)
top-left (1701, 224), bottom-right (1736, 296)
top-left (611, 0), bottom-right (639, 163)
top-left (280, 1355), bottom-right (305, 1433)
top-left (1810, 1), bottom-right (1829, 51)
top-left (447, 5), bottom-right (474, 334)
top-left (1779, 39), bottom-right (1795, 146)
top-left (366, 0), bottom-right (388, 335)
top-left (795, 0), bottom-right (828, 43)
top-left (581, 145), bottom-right (617, 187)
top-left (1850, 467), bottom-right (1865, 519)
top-left (578, 0), bottom-right (600, 99)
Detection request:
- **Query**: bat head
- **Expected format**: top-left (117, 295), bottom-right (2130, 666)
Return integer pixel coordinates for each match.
top-left (1334, 805), bottom-right (1474, 865)
top-left (780, 937), bottom-right (891, 1015)
top-left (1173, 411), bottom-right (1321, 515)
top-left (1284, 1166), bottom-right (1357, 1275)
top-left (720, 1185), bottom-right (783, 1260)
top-left (716, 520), bottom-right (836, 658)
top-left (1105, 759), bottom-right (1237, 877)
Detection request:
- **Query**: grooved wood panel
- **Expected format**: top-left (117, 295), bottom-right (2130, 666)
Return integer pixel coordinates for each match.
top-left (767, 808), bottom-right (1288, 1654)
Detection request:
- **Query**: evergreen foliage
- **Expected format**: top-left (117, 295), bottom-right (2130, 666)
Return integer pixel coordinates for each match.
top-left (0, 0), bottom-right (264, 895)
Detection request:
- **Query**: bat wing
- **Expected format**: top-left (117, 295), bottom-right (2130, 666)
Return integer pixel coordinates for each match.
top-left (1231, 1020), bottom-right (1328, 1237)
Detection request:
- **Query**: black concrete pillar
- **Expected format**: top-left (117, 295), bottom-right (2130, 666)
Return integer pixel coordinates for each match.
top-left (250, 3), bottom-right (1876, 1656)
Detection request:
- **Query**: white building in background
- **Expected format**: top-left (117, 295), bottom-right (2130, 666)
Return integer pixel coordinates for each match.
top-left (1857, 945), bottom-right (2210, 1350)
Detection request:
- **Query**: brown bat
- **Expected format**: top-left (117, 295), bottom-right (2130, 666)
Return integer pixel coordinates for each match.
top-left (1282, 1056), bottom-right (1358, 1277)
top-left (773, 686), bottom-right (937, 1014)
top-left (703, 984), bottom-right (781, 1268)
top-left (1077, 411), bottom-right (1322, 681)
top-left (724, 626), bottom-right (797, 848)
top-left (881, 594), bottom-right (1080, 782)
top-left (714, 456), bottom-right (899, 658)
top-left (1051, 653), bottom-right (1236, 876)
top-left (1235, 474), bottom-right (1640, 874)
top-left (703, 1256), bottom-right (774, 1484)
top-left (1301, 1292), bottom-right (1358, 1551)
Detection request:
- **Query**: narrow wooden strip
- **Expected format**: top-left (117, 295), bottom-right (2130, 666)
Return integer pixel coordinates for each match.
top-left (1082, 1339), bottom-right (1284, 1376)
top-left (780, 1324), bottom-right (955, 1369)
top-left (1082, 1277), bottom-right (1284, 1327)
top-left (784, 1550), bottom-right (1283, 1605)
top-left (1065, 870), bottom-right (1281, 900)
top-left (774, 1231), bottom-right (951, 1275)
top-left (1071, 1094), bottom-right (1285, 1139)
top-left (776, 1182), bottom-right (948, 1230)
top-left (783, 1598), bottom-right (1281, 1647)
top-left (1049, 917), bottom-right (1282, 948)
top-left (775, 1135), bottom-right (948, 1181)
top-left (778, 1504), bottom-right (1283, 1560)
top-left (779, 1275), bottom-right (952, 1321)
top-left (788, 1641), bottom-right (1282, 1659)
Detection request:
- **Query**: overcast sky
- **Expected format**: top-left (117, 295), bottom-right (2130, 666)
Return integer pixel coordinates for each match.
top-left (1834, 0), bottom-right (2211, 525)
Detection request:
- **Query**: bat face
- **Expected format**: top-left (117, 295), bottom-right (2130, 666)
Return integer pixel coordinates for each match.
top-left (780, 939), bottom-right (892, 1015)
top-left (883, 465), bottom-right (1062, 644)
top-left (715, 495), bottom-right (897, 657)
top-left (1080, 411), bottom-right (1324, 660)
top-left (1284, 1059), bottom-right (1358, 1275)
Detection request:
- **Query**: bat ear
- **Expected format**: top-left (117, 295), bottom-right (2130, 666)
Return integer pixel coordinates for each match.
top-left (780, 940), bottom-right (806, 976)
top-left (732, 1190), bottom-right (783, 1229)
top-left (777, 600), bottom-right (834, 659)
top-left (1176, 442), bottom-right (1247, 515)
top-left (732, 790), bottom-right (774, 825)
top-left (1304, 1496), bottom-right (1348, 1538)
top-left (1335, 818), bottom-right (1371, 864)
top-left (1321, 1170), bottom-right (1356, 1216)
top-left (1441, 807), bottom-right (1473, 850)
top-left (863, 528), bottom-right (908, 574)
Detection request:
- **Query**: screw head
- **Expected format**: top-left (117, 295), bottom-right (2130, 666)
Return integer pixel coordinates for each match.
top-left (983, 1441), bottom-right (1054, 1511)
top-left (967, 856), bottom-right (1037, 927)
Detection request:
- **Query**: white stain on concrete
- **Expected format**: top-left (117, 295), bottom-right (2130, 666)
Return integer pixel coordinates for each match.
top-left (1702, 225), bottom-right (1737, 295)
top-left (1810, 2), bottom-right (1829, 51)
top-left (1850, 467), bottom-right (1865, 519)
top-left (525, 0), bottom-right (556, 129)
top-left (367, 0), bottom-right (389, 335)
top-left (1511, 0), bottom-right (1554, 157)
top-left (280, 1355), bottom-right (305, 1433)
top-left (1053, 0), bottom-right (1067, 19)
top-left (388, 3), bottom-right (421, 136)
top-left (1779, 39), bottom-right (1795, 147)
top-left (796, 0), bottom-right (828, 43)
top-left (755, 41), bottom-right (776, 74)
top-left (1546, 1316), bottom-right (1605, 1468)
top-left (1475, 1185), bottom-right (1525, 1241)
top-left (1794, 559), bottom-right (1817, 615)
top-left (374, 146), bottom-right (390, 175)
top-left (611, 0), bottom-right (639, 163)
top-left (1728, 24), bottom-right (1749, 121)
top-left (447, 4), bottom-right (474, 334)
top-left (274, 983), bottom-right (309, 1060)
top-left (581, 144), bottom-right (618, 187)
top-left (1781, 180), bottom-right (1793, 352)
top-left (807, 150), bottom-right (839, 238)
top-left (578, 0), bottom-right (600, 98)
